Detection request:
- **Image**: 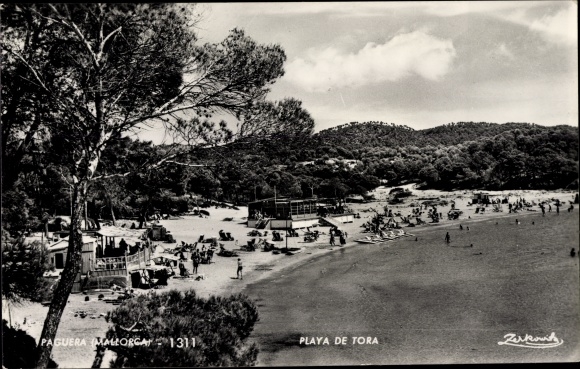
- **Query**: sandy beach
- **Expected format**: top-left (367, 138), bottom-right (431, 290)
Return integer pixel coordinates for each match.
top-left (3, 185), bottom-right (578, 367)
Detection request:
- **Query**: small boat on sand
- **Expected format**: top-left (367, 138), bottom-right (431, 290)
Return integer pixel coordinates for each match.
top-left (355, 236), bottom-right (382, 244)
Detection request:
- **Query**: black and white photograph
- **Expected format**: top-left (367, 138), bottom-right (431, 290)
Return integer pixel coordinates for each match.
top-left (1, 2), bottom-right (579, 367)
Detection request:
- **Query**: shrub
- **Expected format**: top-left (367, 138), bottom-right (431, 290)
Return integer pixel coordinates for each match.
top-left (2, 319), bottom-right (58, 368)
top-left (102, 289), bottom-right (259, 367)
top-left (1, 233), bottom-right (53, 303)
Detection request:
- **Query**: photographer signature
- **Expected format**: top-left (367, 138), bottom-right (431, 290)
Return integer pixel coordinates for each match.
top-left (498, 332), bottom-right (563, 348)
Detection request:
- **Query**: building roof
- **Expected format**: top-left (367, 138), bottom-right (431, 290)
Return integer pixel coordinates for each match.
top-left (47, 236), bottom-right (98, 252)
top-left (96, 226), bottom-right (148, 239)
top-left (248, 197), bottom-right (321, 205)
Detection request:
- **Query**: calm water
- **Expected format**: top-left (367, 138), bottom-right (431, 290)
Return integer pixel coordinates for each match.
top-left (244, 212), bottom-right (580, 365)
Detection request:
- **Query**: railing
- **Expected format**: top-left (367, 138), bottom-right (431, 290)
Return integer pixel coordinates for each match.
top-left (94, 247), bottom-right (150, 272)
top-left (126, 249), bottom-right (147, 270)
top-left (94, 256), bottom-right (126, 271)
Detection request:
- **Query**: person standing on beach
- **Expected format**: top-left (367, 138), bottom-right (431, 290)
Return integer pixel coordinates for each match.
top-left (330, 233), bottom-right (335, 246)
top-left (445, 232), bottom-right (450, 243)
top-left (237, 258), bottom-right (243, 279)
top-left (192, 255), bottom-right (199, 274)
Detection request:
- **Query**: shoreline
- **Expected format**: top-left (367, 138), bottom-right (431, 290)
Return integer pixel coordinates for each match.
top-left (236, 207), bottom-right (552, 297)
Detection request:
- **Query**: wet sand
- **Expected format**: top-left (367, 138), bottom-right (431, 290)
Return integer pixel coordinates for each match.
top-left (244, 210), bottom-right (580, 365)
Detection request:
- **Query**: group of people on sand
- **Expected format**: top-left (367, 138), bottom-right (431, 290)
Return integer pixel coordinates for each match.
top-left (174, 241), bottom-right (216, 278)
top-left (329, 227), bottom-right (347, 246)
top-left (168, 237), bottom-right (247, 281)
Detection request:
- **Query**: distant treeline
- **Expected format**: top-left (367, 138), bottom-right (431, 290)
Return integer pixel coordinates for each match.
top-left (307, 121), bottom-right (580, 190)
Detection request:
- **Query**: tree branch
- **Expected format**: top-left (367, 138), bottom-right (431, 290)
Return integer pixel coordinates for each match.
top-left (5, 49), bottom-right (50, 93)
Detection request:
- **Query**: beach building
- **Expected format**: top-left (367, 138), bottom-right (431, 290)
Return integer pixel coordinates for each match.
top-left (44, 225), bottom-right (154, 292)
top-left (46, 236), bottom-right (99, 275)
top-left (472, 192), bottom-right (491, 204)
top-left (247, 197), bottom-right (354, 230)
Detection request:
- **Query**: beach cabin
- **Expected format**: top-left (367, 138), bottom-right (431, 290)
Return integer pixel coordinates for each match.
top-left (248, 197), bottom-right (320, 230)
top-left (47, 236), bottom-right (98, 275)
top-left (248, 197), bottom-right (354, 230)
top-left (472, 192), bottom-right (490, 204)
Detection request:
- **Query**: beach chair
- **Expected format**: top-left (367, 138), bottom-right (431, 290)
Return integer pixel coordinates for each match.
top-left (263, 241), bottom-right (277, 252)
top-left (247, 230), bottom-right (262, 237)
top-left (272, 231), bottom-right (283, 242)
top-left (178, 262), bottom-right (190, 278)
top-left (242, 240), bottom-right (257, 252)
top-left (219, 230), bottom-right (229, 241)
top-left (134, 269), bottom-right (158, 289)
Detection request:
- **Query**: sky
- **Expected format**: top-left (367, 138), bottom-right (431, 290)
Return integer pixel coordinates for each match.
top-left (135, 1), bottom-right (578, 143)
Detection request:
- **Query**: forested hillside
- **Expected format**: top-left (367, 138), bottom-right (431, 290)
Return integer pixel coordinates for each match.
top-left (298, 121), bottom-right (578, 190)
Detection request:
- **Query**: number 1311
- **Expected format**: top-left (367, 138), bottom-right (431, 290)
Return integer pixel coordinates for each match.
top-left (169, 338), bottom-right (195, 348)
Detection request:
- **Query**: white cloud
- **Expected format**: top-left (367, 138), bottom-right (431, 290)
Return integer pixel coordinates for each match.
top-left (306, 72), bottom-right (579, 131)
top-left (284, 31), bottom-right (457, 92)
top-left (527, 3), bottom-right (578, 46)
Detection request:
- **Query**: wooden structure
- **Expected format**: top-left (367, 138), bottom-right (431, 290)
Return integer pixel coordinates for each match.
top-left (69, 226), bottom-right (151, 293)
top-left (47, 236), bottom-right (98, 274)
top-left (248, 197), bottom-right (354, 230)
top-left (472, 192), bottom-right (491, 204)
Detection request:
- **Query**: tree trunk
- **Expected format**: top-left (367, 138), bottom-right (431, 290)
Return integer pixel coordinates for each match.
top-left (91, 343), bottom-right (106, 368)
top-left (104, 193), bottom-right (117, 227)
top-left (110, 202), bottom-right (117, 227)
top-left (36, 184), bottom-right (85, 368)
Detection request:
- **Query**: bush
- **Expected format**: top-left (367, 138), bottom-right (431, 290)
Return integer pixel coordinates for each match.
top-left (103, 289), bottom-right (259, 367)
top-left (1, 233), bottom-right (53, 303)
top-left (2, 319), bottom-right (58, 368)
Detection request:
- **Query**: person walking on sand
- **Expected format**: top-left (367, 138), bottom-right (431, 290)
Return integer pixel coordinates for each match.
top-left (330, 233), bottom-right (335, 246)
top-left (445, 232), bottom-right (450, 244)
top-left (237, 258), bottom-right (243, 279)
